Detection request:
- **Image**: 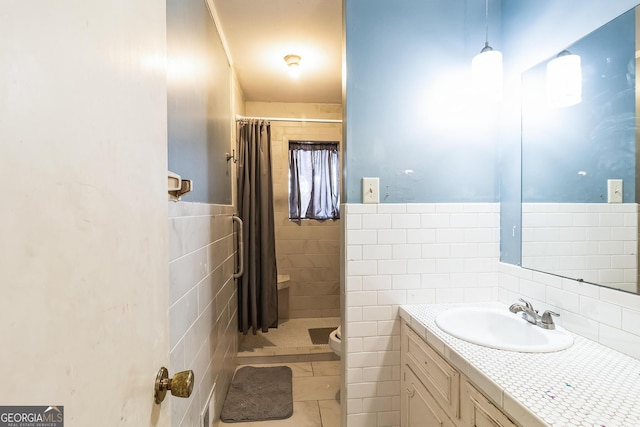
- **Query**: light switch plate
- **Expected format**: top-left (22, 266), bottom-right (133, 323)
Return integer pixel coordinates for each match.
top-left (362, 177), bottom-right (380, 204)
top-left (607, 179), bottom-right (623, 203)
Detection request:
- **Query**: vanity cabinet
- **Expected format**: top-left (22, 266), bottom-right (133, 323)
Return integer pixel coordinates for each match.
top-left (461, 379), bottom-right (518, 427)
top-left (401, 321), bottom-right (519, 427)
top-left (402, 366), bottom-right (456, 427)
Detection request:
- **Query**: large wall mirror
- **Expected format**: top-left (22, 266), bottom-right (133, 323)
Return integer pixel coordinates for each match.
top-left (521, 6), bottom-right (639, 293)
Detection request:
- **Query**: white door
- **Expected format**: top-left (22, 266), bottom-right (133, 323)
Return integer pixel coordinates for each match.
top-left (0, 1), bottom-right (172, 426)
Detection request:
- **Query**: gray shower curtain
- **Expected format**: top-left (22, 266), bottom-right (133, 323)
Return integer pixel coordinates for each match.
top-left (236, 119), bottom-right (278, 334)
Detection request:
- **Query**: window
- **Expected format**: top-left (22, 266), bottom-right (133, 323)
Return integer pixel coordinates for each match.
top-left (288, 141), bottom-right (340, 221)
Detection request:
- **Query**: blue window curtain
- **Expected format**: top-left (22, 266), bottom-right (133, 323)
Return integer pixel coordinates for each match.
top-left (289, 141), bottom-right (340, 221)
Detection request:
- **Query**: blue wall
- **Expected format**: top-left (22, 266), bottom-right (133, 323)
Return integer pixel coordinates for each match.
top-left (344, 0), bottom-right (502, 203)
top-left (167, 0), bottom-right (232, 204)
top-left (522, 9), bottom-right (635, 203)
top-left (344, 0), bottom-right (639, 262)
top-left (499, 0), bottom-right (639, 264)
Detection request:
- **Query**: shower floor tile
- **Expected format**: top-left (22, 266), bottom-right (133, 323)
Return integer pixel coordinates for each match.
top-left (238, 317), bottom-right (340, 362)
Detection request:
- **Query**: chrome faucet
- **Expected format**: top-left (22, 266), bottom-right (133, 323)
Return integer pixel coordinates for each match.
top-left (509, 298), bottom-right (538, 324)
top-left (509, 298), bottom-right (559, 330)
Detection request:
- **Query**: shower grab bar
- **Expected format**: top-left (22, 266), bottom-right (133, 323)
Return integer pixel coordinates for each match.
top-left (232, 215), bottom-right (244, 279)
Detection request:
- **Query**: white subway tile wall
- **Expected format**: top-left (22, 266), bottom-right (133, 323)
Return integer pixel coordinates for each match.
top-left (343, 203), bottom-right (500, 427)
top-left (522, 203), bottom-right (638, 292)
top-left (499, 262), bottom-right (640, 361)
top-left (344, 202), bottom-right (640, 427)
top-left (168, 202), bottom-right (238, 427)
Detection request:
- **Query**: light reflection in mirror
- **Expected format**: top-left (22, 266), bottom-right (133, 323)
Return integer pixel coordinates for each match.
top-left (521, 6), bottom-right (638, 294)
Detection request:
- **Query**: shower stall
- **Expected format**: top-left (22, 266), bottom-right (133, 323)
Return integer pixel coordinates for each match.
top-left (233, 110), bottom-right (343, 365)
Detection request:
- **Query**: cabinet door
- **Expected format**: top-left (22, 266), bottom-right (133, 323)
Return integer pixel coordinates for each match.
top-left (402, 322), bottom-right (460, 418)
top-left (461, 380), bottom-right (518, 427)
top-left (401, 367), bottom-right (457, 427)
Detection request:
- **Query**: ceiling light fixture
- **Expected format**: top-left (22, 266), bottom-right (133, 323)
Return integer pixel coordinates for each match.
top-left (284, 54), bottom-right (301, 78)
top-left (546, 50), bottom-right (582, 108)
top-left (471, 0), bottom-right (503, 102)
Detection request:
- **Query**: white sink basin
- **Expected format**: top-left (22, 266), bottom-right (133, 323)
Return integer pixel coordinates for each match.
top-left (435, 306), bottom-right (574, 353)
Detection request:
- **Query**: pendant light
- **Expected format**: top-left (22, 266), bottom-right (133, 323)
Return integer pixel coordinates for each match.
top-left (546, 50), bottom-right (582, 108)
top-left (472, 0), bottom-right (503, 101)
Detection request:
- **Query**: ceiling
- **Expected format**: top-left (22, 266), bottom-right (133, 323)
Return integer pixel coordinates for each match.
top-left (210, 0), bottom-right (342, 104)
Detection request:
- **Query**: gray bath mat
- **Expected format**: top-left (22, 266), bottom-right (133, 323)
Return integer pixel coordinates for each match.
top-left (308, 327), bottom-right (336, 344)
top-left (220, 366), bottom-right (293, 423)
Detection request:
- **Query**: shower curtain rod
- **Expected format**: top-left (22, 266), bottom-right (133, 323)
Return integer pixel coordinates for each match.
top-left (235, 114), bottom-right (342, 124)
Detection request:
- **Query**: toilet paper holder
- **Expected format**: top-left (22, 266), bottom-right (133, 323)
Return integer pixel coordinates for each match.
top-left (168, 171), bottom-right (193, 201)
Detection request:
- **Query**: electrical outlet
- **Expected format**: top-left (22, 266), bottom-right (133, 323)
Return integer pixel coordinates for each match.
top-left (607, 179), bottom-right (623, 203)
top-left (362, 177), bottom-right (380, 204)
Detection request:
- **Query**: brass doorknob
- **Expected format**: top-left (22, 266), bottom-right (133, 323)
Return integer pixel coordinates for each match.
top-left (154, 367), bottom-right (194, 404)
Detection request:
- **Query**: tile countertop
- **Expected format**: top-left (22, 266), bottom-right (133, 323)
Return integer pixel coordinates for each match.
top-left (400, 303), bottom-right (640, 427)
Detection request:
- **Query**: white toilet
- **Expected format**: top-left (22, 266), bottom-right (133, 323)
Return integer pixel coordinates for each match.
top-left (328, 326), bottom-right (342, 357)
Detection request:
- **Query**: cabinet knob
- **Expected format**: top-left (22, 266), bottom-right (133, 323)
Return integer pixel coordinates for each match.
top-left (406, 386), bottom-right (416, 398)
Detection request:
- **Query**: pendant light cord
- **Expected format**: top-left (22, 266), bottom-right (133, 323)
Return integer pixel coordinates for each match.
top-left (484, 0), bottom-right (489, 46)
top-left (480, 0), bottom-right (492, 52)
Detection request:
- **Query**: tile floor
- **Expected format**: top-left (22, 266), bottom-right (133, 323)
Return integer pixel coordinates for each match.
top-left (216, 360), bottom-right (341, 427)
top-left (238, 317), bottom-right (340, 365)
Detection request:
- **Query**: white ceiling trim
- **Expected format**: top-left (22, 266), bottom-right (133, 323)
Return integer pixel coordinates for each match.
top-left (205, 0), bottom-right (233, 68)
